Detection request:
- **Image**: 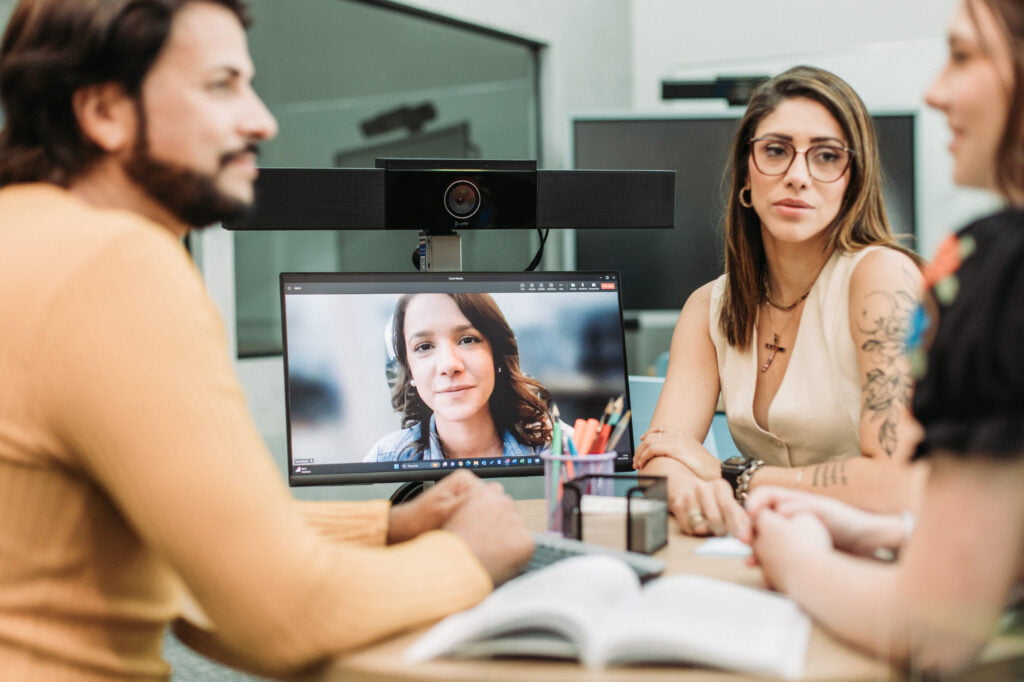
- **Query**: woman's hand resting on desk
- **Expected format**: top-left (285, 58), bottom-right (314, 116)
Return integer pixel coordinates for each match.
top-left (634, 433), bottom-right (750, 540)
top-left (746, 486), bottom-right (908, 559)
top-left (633, 428), bottom-right (721, 480)
top-left (673, 473), bottom-right (751, 539)
top-left (749, 509), bottom-right (832, 592)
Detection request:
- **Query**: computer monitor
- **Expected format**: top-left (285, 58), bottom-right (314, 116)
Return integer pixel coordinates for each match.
top-left (281, 271), bottom-right (635, 487)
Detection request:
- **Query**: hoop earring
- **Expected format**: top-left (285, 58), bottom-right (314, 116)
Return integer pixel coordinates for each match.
top-left (739, 187), bottom-right (753, 208)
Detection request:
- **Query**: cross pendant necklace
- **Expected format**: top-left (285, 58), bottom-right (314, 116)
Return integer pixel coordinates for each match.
top-left (760, 266), bottom-right (820, 372)
top-left (761, 334), bottom-right (787, 373)
top-left (760, 300), bottom-right (802, 373)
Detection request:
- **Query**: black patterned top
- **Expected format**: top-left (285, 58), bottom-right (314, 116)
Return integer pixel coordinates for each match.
top-left (911, 209), bottom-right (1024, 459)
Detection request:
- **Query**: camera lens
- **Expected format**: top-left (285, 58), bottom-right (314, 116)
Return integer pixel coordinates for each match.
top-left (443, 180), bottom-right (481, 219)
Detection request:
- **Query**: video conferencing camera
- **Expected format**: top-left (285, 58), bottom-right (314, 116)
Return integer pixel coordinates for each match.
top-left (223, 158), bottom-right (675, 233)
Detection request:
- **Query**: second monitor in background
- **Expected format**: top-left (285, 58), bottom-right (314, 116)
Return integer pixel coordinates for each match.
top-left (573, 114), bottom-right (917, 313)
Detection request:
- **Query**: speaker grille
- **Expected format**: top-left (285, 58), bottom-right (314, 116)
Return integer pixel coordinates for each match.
top-left (224, 168), bottom-right (386, 230)
top-left (537, 170), bottom-right (674, 229)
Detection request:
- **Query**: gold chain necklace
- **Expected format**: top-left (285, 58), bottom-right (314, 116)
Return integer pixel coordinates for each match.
top-left (765, 288), bottom-right (810, 312)
top-left (762, 263), bottom-right (824, 312)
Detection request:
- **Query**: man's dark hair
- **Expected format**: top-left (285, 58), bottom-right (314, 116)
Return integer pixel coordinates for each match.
top-left (0, 0), bottom-right (251, 187)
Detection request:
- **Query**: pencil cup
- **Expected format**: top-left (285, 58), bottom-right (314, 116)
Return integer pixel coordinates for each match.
top-left (541, 452), bottom-right (615, 535)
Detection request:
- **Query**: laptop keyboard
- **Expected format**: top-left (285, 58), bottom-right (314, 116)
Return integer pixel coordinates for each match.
top-left (521, 532), bottom-right (665, 582)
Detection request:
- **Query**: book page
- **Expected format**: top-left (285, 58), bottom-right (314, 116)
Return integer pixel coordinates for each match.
top-left (404, 555), bottom-right (641, 663)
top-left (592, 574), bottom-right (810, 679)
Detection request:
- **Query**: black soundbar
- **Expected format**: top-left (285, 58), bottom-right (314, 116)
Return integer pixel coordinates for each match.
top-left (223, 162), bottom-right (674, 231)
top-left (536, 170), bottom-right (673, 229)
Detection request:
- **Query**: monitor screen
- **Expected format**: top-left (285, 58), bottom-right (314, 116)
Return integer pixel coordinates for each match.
top-left (573, 114), bottom-right (917, 311)
top-left (281, 271), bottom-right (635, 486)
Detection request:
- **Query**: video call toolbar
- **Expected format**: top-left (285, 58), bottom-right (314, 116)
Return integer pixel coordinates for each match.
top-left (394, 457), bottom-right (544, 471)
top-left (293, 457), bottom-right (544, 476)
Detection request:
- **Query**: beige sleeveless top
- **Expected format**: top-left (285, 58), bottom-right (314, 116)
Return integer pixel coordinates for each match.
top-left (709, 247), bottom-right (882, 467)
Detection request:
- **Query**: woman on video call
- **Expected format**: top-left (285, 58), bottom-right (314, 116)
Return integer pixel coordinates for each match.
top-left (635, 65), bottom-right (926, 536)
top-left (365, 292), bottom-right (556, 462)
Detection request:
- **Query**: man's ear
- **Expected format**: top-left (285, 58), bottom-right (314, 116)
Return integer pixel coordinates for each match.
top-left (72, 83), bottom-right (138, 153)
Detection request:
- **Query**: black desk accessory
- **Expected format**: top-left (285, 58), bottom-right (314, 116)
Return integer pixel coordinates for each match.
top-left (561, 474), bottom-right (668, 555)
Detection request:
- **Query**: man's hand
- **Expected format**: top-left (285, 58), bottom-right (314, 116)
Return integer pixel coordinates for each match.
top-left (442, 480), bottom-right (534, 585)
top-left (387, 469), bottom-right (482, 544)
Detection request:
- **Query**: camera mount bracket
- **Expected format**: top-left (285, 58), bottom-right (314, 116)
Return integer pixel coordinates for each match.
top-left (417, 232), bottom-right (462, 271)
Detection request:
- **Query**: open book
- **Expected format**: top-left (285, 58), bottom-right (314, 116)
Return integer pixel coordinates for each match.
top-left (405, 554), bottom-right (810, 679)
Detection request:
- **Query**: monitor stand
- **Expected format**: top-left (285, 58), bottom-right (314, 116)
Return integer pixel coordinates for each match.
top-left (390, 230), bottom-right (461, 506)
top-left (390, 480), bottom-right (435, 504)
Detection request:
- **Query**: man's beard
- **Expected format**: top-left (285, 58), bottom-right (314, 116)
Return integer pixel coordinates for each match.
top-left (123, 111), bottom-right (256, 229)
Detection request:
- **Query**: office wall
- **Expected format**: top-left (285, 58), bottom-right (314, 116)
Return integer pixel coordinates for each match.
top-left (397, 0), bottom-right (634, 170)
top-left (631, 0), bottom-right (958, 109)
top-left (626, 0), bottom-right (999, 260)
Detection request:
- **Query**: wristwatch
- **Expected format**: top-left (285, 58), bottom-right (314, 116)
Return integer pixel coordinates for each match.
top-left (721, 456), bottom-right (765, 502)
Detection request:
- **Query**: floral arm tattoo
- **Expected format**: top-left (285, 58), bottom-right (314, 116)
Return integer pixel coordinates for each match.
top-left (857, 275), bottom-right (918, 457)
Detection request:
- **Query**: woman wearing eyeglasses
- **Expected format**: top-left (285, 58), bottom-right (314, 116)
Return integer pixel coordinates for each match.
top-left (634, 65), bottom-right (926, 537)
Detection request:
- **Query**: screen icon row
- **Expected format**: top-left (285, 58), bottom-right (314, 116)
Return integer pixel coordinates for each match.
top-left (394, 457), bottom-right (542, 470)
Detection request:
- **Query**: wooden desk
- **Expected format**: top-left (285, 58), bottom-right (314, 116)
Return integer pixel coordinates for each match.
top-left (308, 500), bottom-right (891, 681)
top-left (178, 499), bottom-right (1024, 681)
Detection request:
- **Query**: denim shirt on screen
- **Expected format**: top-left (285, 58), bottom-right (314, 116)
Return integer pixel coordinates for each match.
top-left (364, 415), bottom-right (553, 462)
